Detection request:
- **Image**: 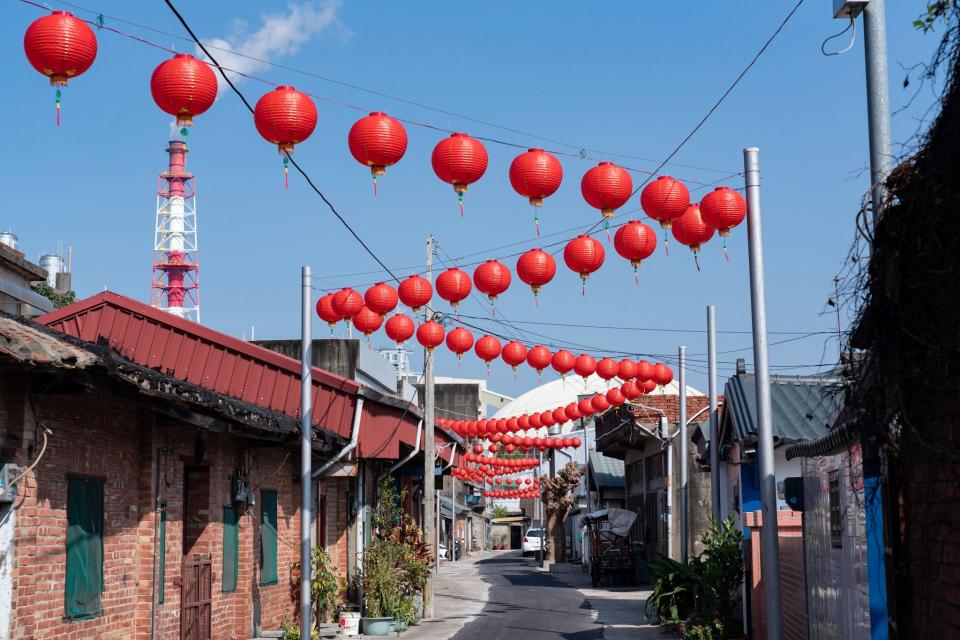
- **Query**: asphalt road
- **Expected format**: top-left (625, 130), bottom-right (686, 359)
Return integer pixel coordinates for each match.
top-left (449, 554), bottom-right (603, 640)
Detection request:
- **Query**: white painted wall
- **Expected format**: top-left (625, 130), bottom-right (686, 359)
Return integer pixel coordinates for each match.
top-left (0, 505), bottom-right (14, 640)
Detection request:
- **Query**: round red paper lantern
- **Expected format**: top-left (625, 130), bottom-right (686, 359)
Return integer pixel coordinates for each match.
top-left (572, 437), bottom-right (582, 448)
top-left (352, 306), bottom-right (382, 337)
top-left (506, 417), bottom-right (519, 432)
top-left (24, 11), bottom-right (97, 87)
top-left (574, 354), bottom-right (598, 379)
top-left (416, 321), bottom-right (445, 351)
top-left (516, 249), bottom-right (556, 301)
top-left (564, 403), bottom-right (581, 422)
top-left (618, 359), bottom-right (638, 380)
top-left (672, 204), bottom-right (715, 253)
top-left (364, 282), bottom-right (398, 318)
top-left (474, 335), bottom-right (502, 365)
top-left (620, 380), bottom-right (641, 400)
top-left (636, 359), bottom-right (654, 382)
top-left (315, 293), bottom-right (341, 331)
top-left (597, 357), bottom-right (619, 381)
top-left (552, 407), bottom-right (568, 425)
top-left (653, 363), bottom-right (674, 386)
top-left (551, 350), bottom-right (576, 377)
top-left (581, 162), bottom-right (632, 218)
top-left (473, 260), bottom-right (511, 304)
top-left (347, 112), bottom-right (408, 178)
top-left (509, 148), bottom-right (563, 207)
top-left (398, 275), bottom-right (433, 312)
top-left (253, 86), bottom-right (318, 154)
top-left (473, 444), bottom-right (484, 455)
top-left (540, 411), bottom-right (556, 428)
top-left (699, 186), bottom-right (747, 237)
top-left (488, 443), bottom-right (500, 454)
top-left (591, 393), bottom-right (611, 413)
top-left (502, 341), bottom-right (528, 371)
top-left (564, 235), bottom-right (605, 288)
top-left (614, 220), bottom-right (657, 281)
top-left (526, 345), bottom-right (553, 375)
top-left (432, 132), bottom-right (488, 210)
top-left (332, 288), bottom-right (364, 319)
top-left (641, 379), bottom-right (657, 394)
top-left (505, 443), bottom-right (516, 454)
top-left (641, 176), bottom-right (691, 229)
top-left (445, 326), bottom-right (474, 359)
top-left (518, 415), bottom-right (530, 430)
top-left (150, 54), bottom-right (217, 128)
top-left (436, 268), bottom-right (472, 308)
top-left (578, 398), bottom-right (595, 416)
top-left (606, 388), bottom-right (626, 406)
top-left (385, 313), bottom-right (415, 346)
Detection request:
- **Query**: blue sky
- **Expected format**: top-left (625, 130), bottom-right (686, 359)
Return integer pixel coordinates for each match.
top-left (3, 1), bottom-right (943, 398)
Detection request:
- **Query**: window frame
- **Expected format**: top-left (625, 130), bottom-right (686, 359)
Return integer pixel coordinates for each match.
top-left (259, 490), bottom-right (278, 586)
top-left (222, 505), bottom-right (239, 593)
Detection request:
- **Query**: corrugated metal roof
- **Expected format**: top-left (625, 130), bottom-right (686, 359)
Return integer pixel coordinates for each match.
top-left (721, 372), bottom-right (843, 444)
top-left (589, 451), bottom-right (625, 488)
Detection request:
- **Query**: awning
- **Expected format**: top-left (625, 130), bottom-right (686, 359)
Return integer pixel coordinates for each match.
top-left (438, 495), bottom-right (470, 519)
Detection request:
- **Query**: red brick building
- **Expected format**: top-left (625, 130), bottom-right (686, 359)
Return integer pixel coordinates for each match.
top-left (0, 293), bottom-right (458, 639)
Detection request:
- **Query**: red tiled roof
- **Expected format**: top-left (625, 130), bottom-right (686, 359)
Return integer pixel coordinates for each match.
top-left (38, 292), bottom-right (456, 462)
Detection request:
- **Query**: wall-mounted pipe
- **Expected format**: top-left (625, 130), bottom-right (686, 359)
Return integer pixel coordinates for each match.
top-left (313, 393), bottom-right (364, 478)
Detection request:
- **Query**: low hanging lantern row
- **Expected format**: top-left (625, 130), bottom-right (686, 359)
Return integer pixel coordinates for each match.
top-left (347, 112), bottom-right (408, 194)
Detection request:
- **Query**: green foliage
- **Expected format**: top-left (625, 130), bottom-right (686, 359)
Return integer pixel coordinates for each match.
top-left (491, 504), bottom-right (510, 520)
top-left (280, 618), bottom-right (319, 640)
top-left (393, 596), bottom-right (415, 624)
top-left (289, 546), bottom-right (344, 625)
top-left (30, 282), bottom-right (76, 309)
top-left (914, 1), bottom-right (958, 31)
top-left (645, 518), bottom-right (744, 639)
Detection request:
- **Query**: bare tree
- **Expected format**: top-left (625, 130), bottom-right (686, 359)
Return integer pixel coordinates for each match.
top-left (539, 462), bottom-right (584, 562)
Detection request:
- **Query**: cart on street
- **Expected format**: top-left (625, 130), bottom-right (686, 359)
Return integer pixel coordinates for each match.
top-left (582, 508), bottom-right (637, 587)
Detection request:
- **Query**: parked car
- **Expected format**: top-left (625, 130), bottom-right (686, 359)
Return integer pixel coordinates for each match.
top-left (522, 528), bottom-right (544, 556)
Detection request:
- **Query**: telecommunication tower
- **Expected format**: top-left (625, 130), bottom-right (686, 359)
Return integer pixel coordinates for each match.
top-left (151, 140), bottom-right (199, 321)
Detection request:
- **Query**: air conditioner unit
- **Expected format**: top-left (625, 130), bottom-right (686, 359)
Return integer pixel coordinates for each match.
top-left (0, 464), bottom-right (20, 503)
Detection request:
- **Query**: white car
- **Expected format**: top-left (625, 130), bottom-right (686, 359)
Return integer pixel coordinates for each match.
top-left (522, 528), bottom-right (544, 556)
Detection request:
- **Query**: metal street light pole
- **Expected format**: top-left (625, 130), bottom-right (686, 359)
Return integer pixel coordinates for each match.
top-left (708, 306), bottom-right (721, 521)
top-left (862, 0), bottom-right (893, 218)
top-left (678, 345), bottom-right (688, 562)
top-left (299, 266), bottom-right (313, 640)
top-left (744, 147), bottom-right (782, 640)
top-left (422, 235), bottom-right (436, 617)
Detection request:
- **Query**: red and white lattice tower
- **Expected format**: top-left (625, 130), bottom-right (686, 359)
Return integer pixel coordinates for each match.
top-left (151, 140), bottom-right (199, 321)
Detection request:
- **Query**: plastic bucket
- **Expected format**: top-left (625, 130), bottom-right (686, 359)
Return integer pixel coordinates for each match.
top-left (338, 611), bottom-right (361, 636)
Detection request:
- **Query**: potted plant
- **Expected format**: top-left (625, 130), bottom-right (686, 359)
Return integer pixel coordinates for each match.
top-left (393, 597), bottom-right (415, 632)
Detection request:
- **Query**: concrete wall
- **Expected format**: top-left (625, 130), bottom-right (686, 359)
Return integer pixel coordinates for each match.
top-left (255, 338), bottom-right (360, 381)
top-left (416, 382), bottom-right (481, 422)
top-left (745, 510), bottom-right (807, 640)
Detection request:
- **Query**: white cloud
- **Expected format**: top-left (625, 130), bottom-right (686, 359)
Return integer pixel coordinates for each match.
top-left (196, 1), bottom-right (347, 96)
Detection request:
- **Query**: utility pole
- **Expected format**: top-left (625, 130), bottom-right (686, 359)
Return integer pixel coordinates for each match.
top-left (744, 147), bottom-right (783, 640)
top-left (707, 306), bottom-right (721, 521)
top-left (299, 266), bottom-right (313, 640)
top-left (538, 449), bottom-right (545, 568)
top-left (450, 471), bottom-right (457, 561)
top-left (422, 235), bottom-right (436, 618)
top-left (861, 0), bottom-right (893, 217)
top-left (678, 345), bottom-right (688, 562)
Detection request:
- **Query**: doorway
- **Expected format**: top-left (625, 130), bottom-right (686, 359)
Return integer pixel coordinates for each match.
top-left (181, 466), bottom-right (211, 640)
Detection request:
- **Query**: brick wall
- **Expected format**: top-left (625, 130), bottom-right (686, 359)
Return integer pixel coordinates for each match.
top-left (1, 381), bottom-right (319, 639)
top-left (744, 510), bottom-right (806, 640)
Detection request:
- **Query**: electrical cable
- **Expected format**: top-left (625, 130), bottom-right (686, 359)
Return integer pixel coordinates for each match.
top-left (821, 16), bottom-right (857, 57)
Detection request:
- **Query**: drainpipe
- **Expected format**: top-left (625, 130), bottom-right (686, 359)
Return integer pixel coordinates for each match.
top-left (386, 420), bottom-right (423, 475)
top-left (663, 416), bottom-right (674, 560)
top-left (313, 392), bottom-right (364, 479)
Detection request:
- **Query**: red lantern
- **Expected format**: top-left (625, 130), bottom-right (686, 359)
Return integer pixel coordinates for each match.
top-left (436, 268), bottom-right (472, 309)
top-left (352, 306), bottom-right (382, 337)
top-left (398, 275), bottom-right (433, 312)
top-left (416, 321), bottom-right (445, 351)
top-left (640, 379), bottom-right (657, 394)
top-left (552, 407), bottom-right (568, 425)
top-left (364, 282), bottom-right (398, 318)
top-left (578, 398), bottom-right (595, 416)
top-left (510, 148), bottom-right (563, 232)
top-left (596, 357), bottom-right (619, 381)
top-left (526, 345), bottom-right (553, 377)
top-left (502, 341), bottom-right (528, 371)
top-left (564, 235), bottom-right (605, 292)
top-left (473, 260), bottom-right (511, 305)
top-left (253, 85), bottom-right (317, 154)
top-left (347, 112), bottom-right (408, 192)
top-left (23, 11), bottom-right (98, 124)
top-left (315, 293), bottom-right (341, 333)
top-left (618, 359), bottom-right (638, 380)
top-left (581, 162), bottom-right (633, 218)
top-left (640, 176), bottom-right (690, 229)
top-left (574, 354), bottom-right (598, 380)
top-left (505, 443), bottom-right (516, 454)
top-left (653, 363), bottom-right (674, 387)
top-left (614, 220), bottom-right (657, 284)
top-left (552, 350), bottom-right (576, 377)
top-left (332, 288), bottom-right (363, 320)
top-left (432, 132), bottom-right (488, 215)
top-left (572, 437), bottom-right (582, 448)
top-left (445, 326), bottom-right (474, 360)
top-left (621, 380), bottom-right (641, 400)
top-left (473, 444), bottom-right (483, 455)
top-left (385, 313), bottom-right (415, 346)
top-left (591, 393), bottom-right (611, 413)
top-left (564, 403), bottom-right (581, 422)
top-left (540, 411), bottom-right (556, 428)
top-left (699, 186), bottom-right (747, 237)
top-left (474, 335), bottom-right (503, 367)
top-left (506, 417), bottom-right (519, 433)
top-left (672, 204), bottom-right (715, 255)
top-left (516, 248), bottom-right (557, 303)
top-left (636, 360), bottom-right (654, 381)
top-left (606, 388), bottom-right (626, 406)
top-left (489, 443), bottom-right (500, 454)
top-left (150, 54), bottom-right (217, 128)
top-left (518, 415), bottom-right (530, 430)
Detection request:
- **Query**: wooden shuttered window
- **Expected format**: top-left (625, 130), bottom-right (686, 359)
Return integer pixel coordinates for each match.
top-left (260, 491), bottom-right (278, 585)
top-left (65, 477), bottom-right (104, 620)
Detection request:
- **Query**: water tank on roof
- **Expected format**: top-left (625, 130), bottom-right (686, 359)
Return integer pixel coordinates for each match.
top-left (0, 232), bottom-right (17, 250)
top-left (38, 253), bottom-right (63, 287)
